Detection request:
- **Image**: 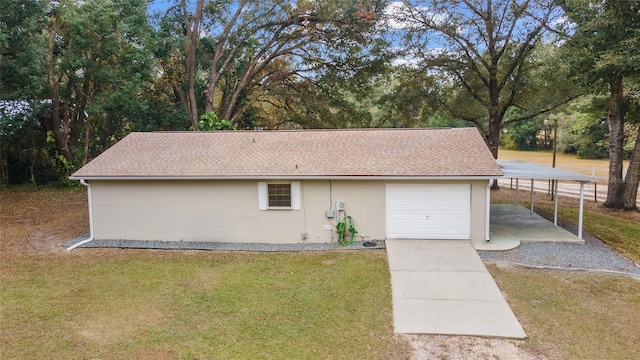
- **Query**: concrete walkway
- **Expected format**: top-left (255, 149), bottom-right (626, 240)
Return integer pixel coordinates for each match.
top-left (386, 239), bottom-right (526, 339)
top-left (474, 204), bottom-right (583, 251)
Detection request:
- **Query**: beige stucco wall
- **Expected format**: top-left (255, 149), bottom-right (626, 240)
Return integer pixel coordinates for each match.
top-left (89, 179), bottom-right (489, 243)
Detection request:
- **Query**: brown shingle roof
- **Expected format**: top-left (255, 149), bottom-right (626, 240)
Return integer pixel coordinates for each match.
top-left (70, 128), bottom-right (502, 179)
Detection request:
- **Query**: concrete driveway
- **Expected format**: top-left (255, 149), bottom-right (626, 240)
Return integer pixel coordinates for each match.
top-left (386, 239), bottom-right (526, 338)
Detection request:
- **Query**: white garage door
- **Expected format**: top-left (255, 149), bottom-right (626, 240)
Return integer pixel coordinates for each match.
top-left (386, 184), bottom-right (471, 239)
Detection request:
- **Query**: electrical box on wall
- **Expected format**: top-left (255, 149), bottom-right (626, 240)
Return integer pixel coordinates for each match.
top-left (326, 209), bottom-right (335, 218)
top-left (335, 201), bottom-right (345, 210)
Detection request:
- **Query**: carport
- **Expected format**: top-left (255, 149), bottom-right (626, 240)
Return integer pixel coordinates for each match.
top-left (481, 160), bottom-right (598, 249)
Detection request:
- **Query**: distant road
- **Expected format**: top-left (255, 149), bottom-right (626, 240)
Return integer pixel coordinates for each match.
top-left (497, 178), bottom-right (640, 207)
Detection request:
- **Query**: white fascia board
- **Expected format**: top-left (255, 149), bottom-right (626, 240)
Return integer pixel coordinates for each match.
top-left (70, 175), bottom-right (502, 181)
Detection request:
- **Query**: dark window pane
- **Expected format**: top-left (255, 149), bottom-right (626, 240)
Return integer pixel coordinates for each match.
top-left (268, 184), bottom-right (291, 207)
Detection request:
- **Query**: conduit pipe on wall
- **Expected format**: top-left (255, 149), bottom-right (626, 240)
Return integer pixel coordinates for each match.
top-left (66, 179), bottom-right (94, 251)
top-left (485, 180), bottom-right (491, 241)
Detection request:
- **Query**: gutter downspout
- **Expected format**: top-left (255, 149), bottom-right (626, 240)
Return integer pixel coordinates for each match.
top-left (67, 179), bottom-right (94, 251)
top-left (485, 180), bottom-right (491, 241)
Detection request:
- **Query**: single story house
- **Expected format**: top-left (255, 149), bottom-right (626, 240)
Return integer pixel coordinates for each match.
top-left (69, 128), bottom-right (502, 246)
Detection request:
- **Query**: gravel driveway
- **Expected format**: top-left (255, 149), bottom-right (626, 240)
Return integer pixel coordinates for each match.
top-left (479, 216), bottom-right (640, 278)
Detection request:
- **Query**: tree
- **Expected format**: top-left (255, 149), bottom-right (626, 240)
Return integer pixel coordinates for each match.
top-left (554, 98), bottom-right (610, 159)
top-left (50, 0), bottom-right (154, 165)
top-left (560, 0), bottom-right (640, 210)
top-left (501, 114), bottom-right (543, 151)
top-left (154, 0), bottom-right (388, 129)
top-left (0, 101), bottom-right (54, 185)
top-left (1, 0), bottom-right (154, 180)
top-left (0, 0), bottom-right (48, 100)
top-left (375, 65), bottom-right (441, 128)
top-left (391, 0), bottom-right (576, 164)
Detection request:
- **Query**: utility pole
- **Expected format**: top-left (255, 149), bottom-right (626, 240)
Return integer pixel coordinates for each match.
top-left (551, 119), bottom-right (558, 200)
top-left (544, 118), bottom-right (559, 200)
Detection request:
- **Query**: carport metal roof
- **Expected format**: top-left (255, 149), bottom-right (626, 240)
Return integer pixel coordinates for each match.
top-left (492, 160), bottom-right (601, 241)
top-left (497, 160), bottom-right (598, 182)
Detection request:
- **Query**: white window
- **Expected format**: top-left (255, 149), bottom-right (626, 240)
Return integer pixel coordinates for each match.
top-left (258, 181), bottom-right (300, 210)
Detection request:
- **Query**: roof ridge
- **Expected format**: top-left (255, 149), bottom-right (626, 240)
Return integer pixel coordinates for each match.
top-left (141, 127), bottom-right (474, 134)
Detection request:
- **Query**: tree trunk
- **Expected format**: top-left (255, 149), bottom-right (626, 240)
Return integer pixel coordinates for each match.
top-left (205, 0), bottom-right (248, 115)
top-left (603, 77), bottom-right (626, 209)
top-left (487, 71), bottom-right (501, 190)
top-left (622, 127), bottom-right (640, 211)
top-left (0, 145), bottom-right (6, 185)
top-left (487, 122), bottom-right (501, 190)
top-left (46, 6), bottom-right (73, 163)
top-left (82, 115), bottom-right (91, 166)
top-left (184, 0), bottom-right (204, 130)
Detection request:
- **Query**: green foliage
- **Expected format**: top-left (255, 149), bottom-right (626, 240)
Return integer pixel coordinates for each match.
top-left (46, 131), bottom-right (79, 186)
top-left (420, 111), bottom-right (469, 128)
top-left (0, 0), bottom-right (161, 184)
top-left (500, 133), bottom-right (518, 151)
top-left (393, 0), bottom-right (576, 157)
top-left (61, 0), bottom-right (155, 157)
top-left (554, 99), bottom-right (610, 159)
top-left (196, 111), bottom-right (235, 131)
top-left (560, 0), bottom-right (640, 91)
top-left (0, 102), bottom-right (55, 185)
top-left (154, 0), bottom-right (390, 128)
top-left (0, 0), bottom-right (48, 99)
top-left (374, 66), bottom-right (440, 128)
top-left (559, 0), bottom-right (640, 161)
top-left (571, 114), bottom-right (609, 159)
top-left (502, 119), bottom-right (542, 151)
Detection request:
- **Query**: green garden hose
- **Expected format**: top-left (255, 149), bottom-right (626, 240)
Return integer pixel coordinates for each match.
top-left (336, 215), bottom-right (357, 246)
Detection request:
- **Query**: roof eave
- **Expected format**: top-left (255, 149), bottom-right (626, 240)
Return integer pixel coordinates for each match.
top-left (69, 175), bottom-right (503, 181)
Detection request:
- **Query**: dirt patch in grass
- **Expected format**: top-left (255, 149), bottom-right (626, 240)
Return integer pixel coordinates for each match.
top-left (0, 187), bottom-right (89, 257)
top-left (405, 333), bottom-right (549, 360)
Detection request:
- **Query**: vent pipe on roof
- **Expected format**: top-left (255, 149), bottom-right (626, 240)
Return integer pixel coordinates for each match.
top-left (66, 179), bottom-right (94, 251)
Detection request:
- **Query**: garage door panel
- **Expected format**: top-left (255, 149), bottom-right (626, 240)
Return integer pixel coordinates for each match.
top-left (388, 201), bottom-right (470, 208)
top-left (388, 199), bottom-right (470, 206)
top-left (386, 184), bottom-right (471, 239)
top-left (387, 215), bottom-right (470, 222)
top-left (387, 205), bottom-right (469, 213)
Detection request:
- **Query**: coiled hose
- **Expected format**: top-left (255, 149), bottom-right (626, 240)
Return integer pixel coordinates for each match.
top-left (336, 215), bottom-right (357, 246)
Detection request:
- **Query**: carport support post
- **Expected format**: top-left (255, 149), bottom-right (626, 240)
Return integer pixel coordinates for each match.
top-left (578, 182), bottom-right (584, 240)
top-left (530, 179), bottom-right (534, 213)
top-left (553, 180), bottom-right (558, 226)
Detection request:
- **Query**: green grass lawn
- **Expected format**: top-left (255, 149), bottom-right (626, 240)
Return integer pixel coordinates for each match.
top-left (489, 187), bottom-right (640, 359)
top-left (0, 251), bottom-right (406, 360)
top-left (488, 264), bottom-right (640, 360)
top-left (3, 187), bottom-right (640, 360)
